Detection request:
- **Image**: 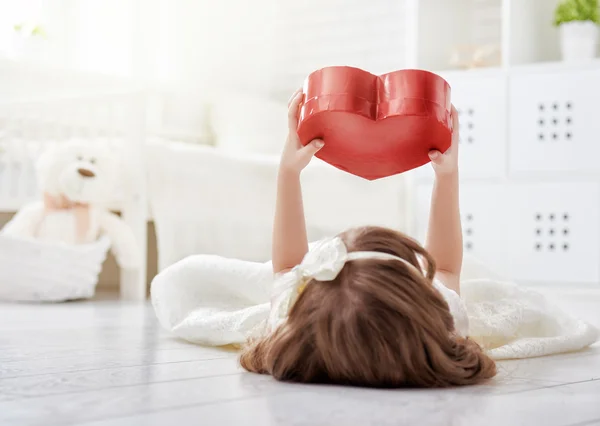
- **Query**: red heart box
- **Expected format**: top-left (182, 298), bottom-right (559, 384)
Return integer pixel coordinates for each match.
top-left (297, 67), bottom-right (452, 180)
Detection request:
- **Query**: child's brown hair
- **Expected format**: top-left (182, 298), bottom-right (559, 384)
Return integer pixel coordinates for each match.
top-left (240, 226), bottom-right (496, 387)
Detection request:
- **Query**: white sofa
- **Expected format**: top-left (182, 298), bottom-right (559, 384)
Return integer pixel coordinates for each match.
top-left (148, 141), bottom-right (411, 270)
top-left (147, 93), bottom-right (411, 270)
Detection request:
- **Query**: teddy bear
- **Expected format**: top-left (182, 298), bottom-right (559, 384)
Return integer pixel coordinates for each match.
top-left (1, 140), bottom-right (140, 270)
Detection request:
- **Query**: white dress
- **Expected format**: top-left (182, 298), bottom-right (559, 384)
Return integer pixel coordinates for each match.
top-left (151, 252), bottom-right (598, 358)
top-left (432, 278), bottom-right (469, 337)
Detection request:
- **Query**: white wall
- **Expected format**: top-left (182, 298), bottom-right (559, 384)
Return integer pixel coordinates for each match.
top-left (161, 0), bottom-right (278, 96)
top-left (271, 0), bottom-right (410, 99)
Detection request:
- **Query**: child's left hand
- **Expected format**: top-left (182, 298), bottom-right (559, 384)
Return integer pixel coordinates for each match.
top-left (429, 105), bottom-right (459, 176)
top-left (279, 89), bottom-right (324, 175)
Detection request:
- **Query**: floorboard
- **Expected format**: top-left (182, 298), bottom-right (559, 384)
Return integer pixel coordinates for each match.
top-left (0, 289), bottom-right (598, 426)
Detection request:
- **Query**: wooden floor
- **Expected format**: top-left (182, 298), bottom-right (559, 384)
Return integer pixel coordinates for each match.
top-left (0, 289), bottom-right (599, 426)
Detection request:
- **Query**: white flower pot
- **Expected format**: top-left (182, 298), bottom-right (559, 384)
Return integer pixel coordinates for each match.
top-left (560, 21), bottom-right (599, 62)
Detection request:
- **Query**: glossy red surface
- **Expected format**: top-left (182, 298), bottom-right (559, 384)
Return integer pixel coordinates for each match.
top-left (297, 67), bottom-right (452, 180)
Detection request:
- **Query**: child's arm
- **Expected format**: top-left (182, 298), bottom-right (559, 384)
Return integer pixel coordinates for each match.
top-left (272, 89), bottom-right (324, 274)
top-left (425, 106), bottom-right (462, 294)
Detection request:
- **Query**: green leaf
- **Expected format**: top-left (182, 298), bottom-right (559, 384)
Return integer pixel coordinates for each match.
top-left (554, 0), bottom-right (600, 26)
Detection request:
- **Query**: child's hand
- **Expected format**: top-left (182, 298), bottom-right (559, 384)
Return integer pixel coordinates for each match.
top-left (429, 105), bottom-right (459, 176)
top-left (280, 89), bottom-right (324, 175)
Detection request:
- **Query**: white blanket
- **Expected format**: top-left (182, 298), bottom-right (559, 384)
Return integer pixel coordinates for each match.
top-left (151, 254), bottom-right (599, 360)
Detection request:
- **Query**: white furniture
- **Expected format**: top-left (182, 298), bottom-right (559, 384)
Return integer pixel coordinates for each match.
top-left (148, 141), bottom-right (410, 270)
top-left (410, 0), bottom-right (600, 286)
top-left (411, 65), bottom-right (600, 287)
top-left (414, 2), bottom-right (600, 286)
top-left (148, 92), bottom-right (410, 270)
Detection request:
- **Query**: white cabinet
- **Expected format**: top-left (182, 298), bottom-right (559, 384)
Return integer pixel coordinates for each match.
top-left (509, 68), bottom-right (600, 175)
top-left (416, 181), bottom-right (600, 285)
top-left (506, 182), bottom-right (600, 284)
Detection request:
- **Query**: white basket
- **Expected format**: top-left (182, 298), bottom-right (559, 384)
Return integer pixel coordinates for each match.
top-left (0, 235), bottom-right (111, 302)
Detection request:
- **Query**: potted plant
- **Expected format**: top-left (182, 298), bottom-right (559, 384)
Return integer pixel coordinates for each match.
top-left (554, 0), bottom-right (599, 61)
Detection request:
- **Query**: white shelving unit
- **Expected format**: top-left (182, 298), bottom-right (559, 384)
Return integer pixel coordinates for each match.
top-left (408, 0), bottom-right (600, 286)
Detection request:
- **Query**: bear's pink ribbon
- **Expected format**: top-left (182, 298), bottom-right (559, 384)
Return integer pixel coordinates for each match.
top-left (38, 193), bottom-right (91, 244)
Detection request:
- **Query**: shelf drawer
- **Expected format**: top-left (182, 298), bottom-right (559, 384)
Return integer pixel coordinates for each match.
top-left (509, 69), bottom-right (600, 175)
top-left (506, 182), bottom-right (600, 284)
top-left (414, 182), bottom-right (510, 274)
top-left (414, 181), bottom-right (600, 284)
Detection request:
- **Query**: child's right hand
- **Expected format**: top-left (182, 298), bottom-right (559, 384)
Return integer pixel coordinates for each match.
top-left (279, 89), bottom-right (324, 175)
top-left (428, 105), bottom-right (459, 176)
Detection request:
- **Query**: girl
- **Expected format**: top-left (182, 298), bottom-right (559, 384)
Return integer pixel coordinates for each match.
top-left (239, 89), bottom-right (496, 387)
